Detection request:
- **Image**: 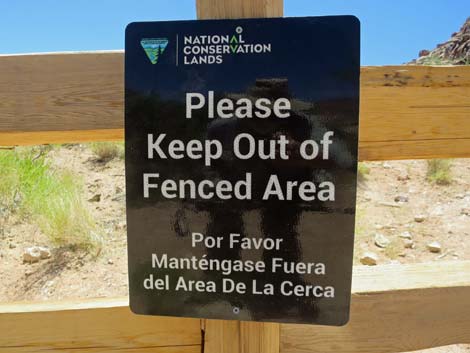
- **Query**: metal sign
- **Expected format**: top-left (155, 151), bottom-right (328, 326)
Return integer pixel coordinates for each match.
top-left (125, 16), bottom-right (360, 325)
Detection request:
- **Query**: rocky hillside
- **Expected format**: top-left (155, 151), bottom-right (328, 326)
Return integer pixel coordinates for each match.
top-left (411, 17), bottom-right (470, 65)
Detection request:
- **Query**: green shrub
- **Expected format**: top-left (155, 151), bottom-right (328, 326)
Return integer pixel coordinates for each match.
top-left (90, 142), bottom-right (124, 162)
top-left (426, 159), bottom-right (452, 185)
top-left (0, 147), bottom-right (99, 249)
top-left (357, 162), bottom-right (371, 181)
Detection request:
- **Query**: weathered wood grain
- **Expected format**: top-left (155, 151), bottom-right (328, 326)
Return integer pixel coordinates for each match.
top-left (281, 261), bottom-right (470, 353)
top-left (0, 51), bottom-right (123, 134)
top-left (1, 262), bottom-right (469, 353)
top-left (359, 65), bottom-right (470, 160)
top-left (204, 321), bottom-right (281, 353)
top-left (0, 297), bottom-right (201, 353)
top-left (197, 2), bottom-right (283, 352)
top-left (204, 320), bottom-right (241, 353)
top-left (196, 0), bottom-right (283, 19)
top-left (0, 129), bottom-right (124, 146)
top-left (1, 53), bottom-right (469, 160)
top-left (240, 322), bottom-right (280, 353)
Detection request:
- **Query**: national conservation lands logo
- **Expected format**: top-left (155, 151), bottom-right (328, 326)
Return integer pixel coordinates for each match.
top-left (182, 26), bottom-right (272, 65)
top-left (141, 38), bottom-right (169, 64)
top-left (141, 27), bottom-right (271, 65)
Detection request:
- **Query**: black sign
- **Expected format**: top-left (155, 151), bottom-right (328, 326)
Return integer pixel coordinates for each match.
top-left (125, 16), bottom-right (360, 325)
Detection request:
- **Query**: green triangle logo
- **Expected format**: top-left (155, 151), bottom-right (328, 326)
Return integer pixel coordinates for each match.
top-left (230, 35), bottom-right (239, 52)
top-left (140, 38), bottom-right (169, 64)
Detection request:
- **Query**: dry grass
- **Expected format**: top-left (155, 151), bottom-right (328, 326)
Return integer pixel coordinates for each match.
top-left (426, 159), bottom-right (452, 185)
top-left (0, 147), bottom-right (100, 250)
top-left (357, 162), bottom-right (371, 182)
top-left (90, 142), bottom-right (124, 162)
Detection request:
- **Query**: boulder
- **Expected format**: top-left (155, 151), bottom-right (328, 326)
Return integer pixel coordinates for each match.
top-left (403, 239), bottom-right (414, 249)
top-left (419, 49), bottom-right (430, 57)
top-left (427, 241), bottom-right (442, 253)
top-left (23, 246), bottom-right (51, 263)
top-left (399, 231), bottom-right (412, 239)
top-left (414, 215), bottom-right (426, 223)
top-left (38, 247), bottom-right (51, 259)
top-left (374, 233), bottom-right (391, 248)
top-left (360, 252), bottom-right (379, 266)
top-left (23, 247), bottom-right (41, 263)
top-left (394, 195), bottom-right (409, 203)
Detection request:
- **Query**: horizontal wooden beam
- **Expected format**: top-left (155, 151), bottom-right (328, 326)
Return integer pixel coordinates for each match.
top-left (360, 65), bottom-right (470, 160)
top-left (1, 262), bottom-right (469, 353)
top-left (281, 260), bottom-right (470, 353)
top-left (1, 52), bottom-right (470, 161)
top-left (0, 297), bottom-right (202, 353)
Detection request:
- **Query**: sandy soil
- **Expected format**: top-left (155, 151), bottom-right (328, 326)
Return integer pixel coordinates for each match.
top-left (0, 144), bottom-right (469, 352)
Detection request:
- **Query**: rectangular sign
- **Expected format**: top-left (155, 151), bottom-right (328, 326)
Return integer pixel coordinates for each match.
top-left (125, 16), bottom-right (360, 325)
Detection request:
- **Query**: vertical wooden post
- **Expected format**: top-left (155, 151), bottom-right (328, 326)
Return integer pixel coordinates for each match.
top-left (196, 0), bottom-right (283, 19)
top-left (195, 2), bottom-right (282, 353)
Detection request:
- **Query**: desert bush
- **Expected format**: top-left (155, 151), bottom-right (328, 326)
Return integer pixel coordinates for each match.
top-left (90, 142), bottom-right (124, 162)
top-left (0, 147), bottom-right (99, 249)
top-left (357, 162), bottom-right (370, 182)
top-left (426, 159), bottom-right (452, 185)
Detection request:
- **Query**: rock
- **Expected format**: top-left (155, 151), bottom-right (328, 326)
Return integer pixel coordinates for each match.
top-left (111, 193), bottom-right (125, 202)
top-left (23, 246), bottom-right (51, 263)
top-left (378, 202), bottom-right (401, 208)
top-left (38, 247), bottom-right (51, 259)
top-left (107, 259), bottom-right (114, 265)
top-left (374, 233), bottom-right (391, 248)
top-left (427, 241), bottom-right (442, 253)
top-left (412, 18), bottom-right (470, 65)
top-left (115, 220), bottom-right (127, 230)
top-left (403, 239), bottom-right (414, 249)
top-left (23, 247), bottom-right (41, 263)
top-left (394, 195), bottom-right (409, 203)
top-left (414, 215), bottom-right (426, 223)
top-left (399, 231), bottom-right (412, 239)
top-left (88, 194), bottom-right (101, 202)
top-left (419, 49), bottom-right (430, 57)
top-left (437, 251), bottom-right (450, 259)
top-left (455, 193), bottom-right (465, 199)
top-left (115, 186), bottom-right (123, 194)
top-left (382, 162), bottom-right (392, 169)
top-left (360, 252), bottom-right (378, 266)
top-left (397, 173), bottom-right (410, 181)
top-left (9, 243), bottom-right (16, 249)
top-left (461, 208), bottom-right (470, 216)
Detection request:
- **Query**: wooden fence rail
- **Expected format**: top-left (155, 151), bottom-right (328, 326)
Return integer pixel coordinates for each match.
top-left (1, 1), bottom-right (470, 352)
top-left (1, 261), bottom-right (469, 353)
top-left (1, 53), bottom-right (470, 161)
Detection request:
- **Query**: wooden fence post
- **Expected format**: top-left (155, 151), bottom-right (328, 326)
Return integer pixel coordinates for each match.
top-left (196, 0), bottom-right (283, 19)
top-left (195, 2), bottom-right (282, 353)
